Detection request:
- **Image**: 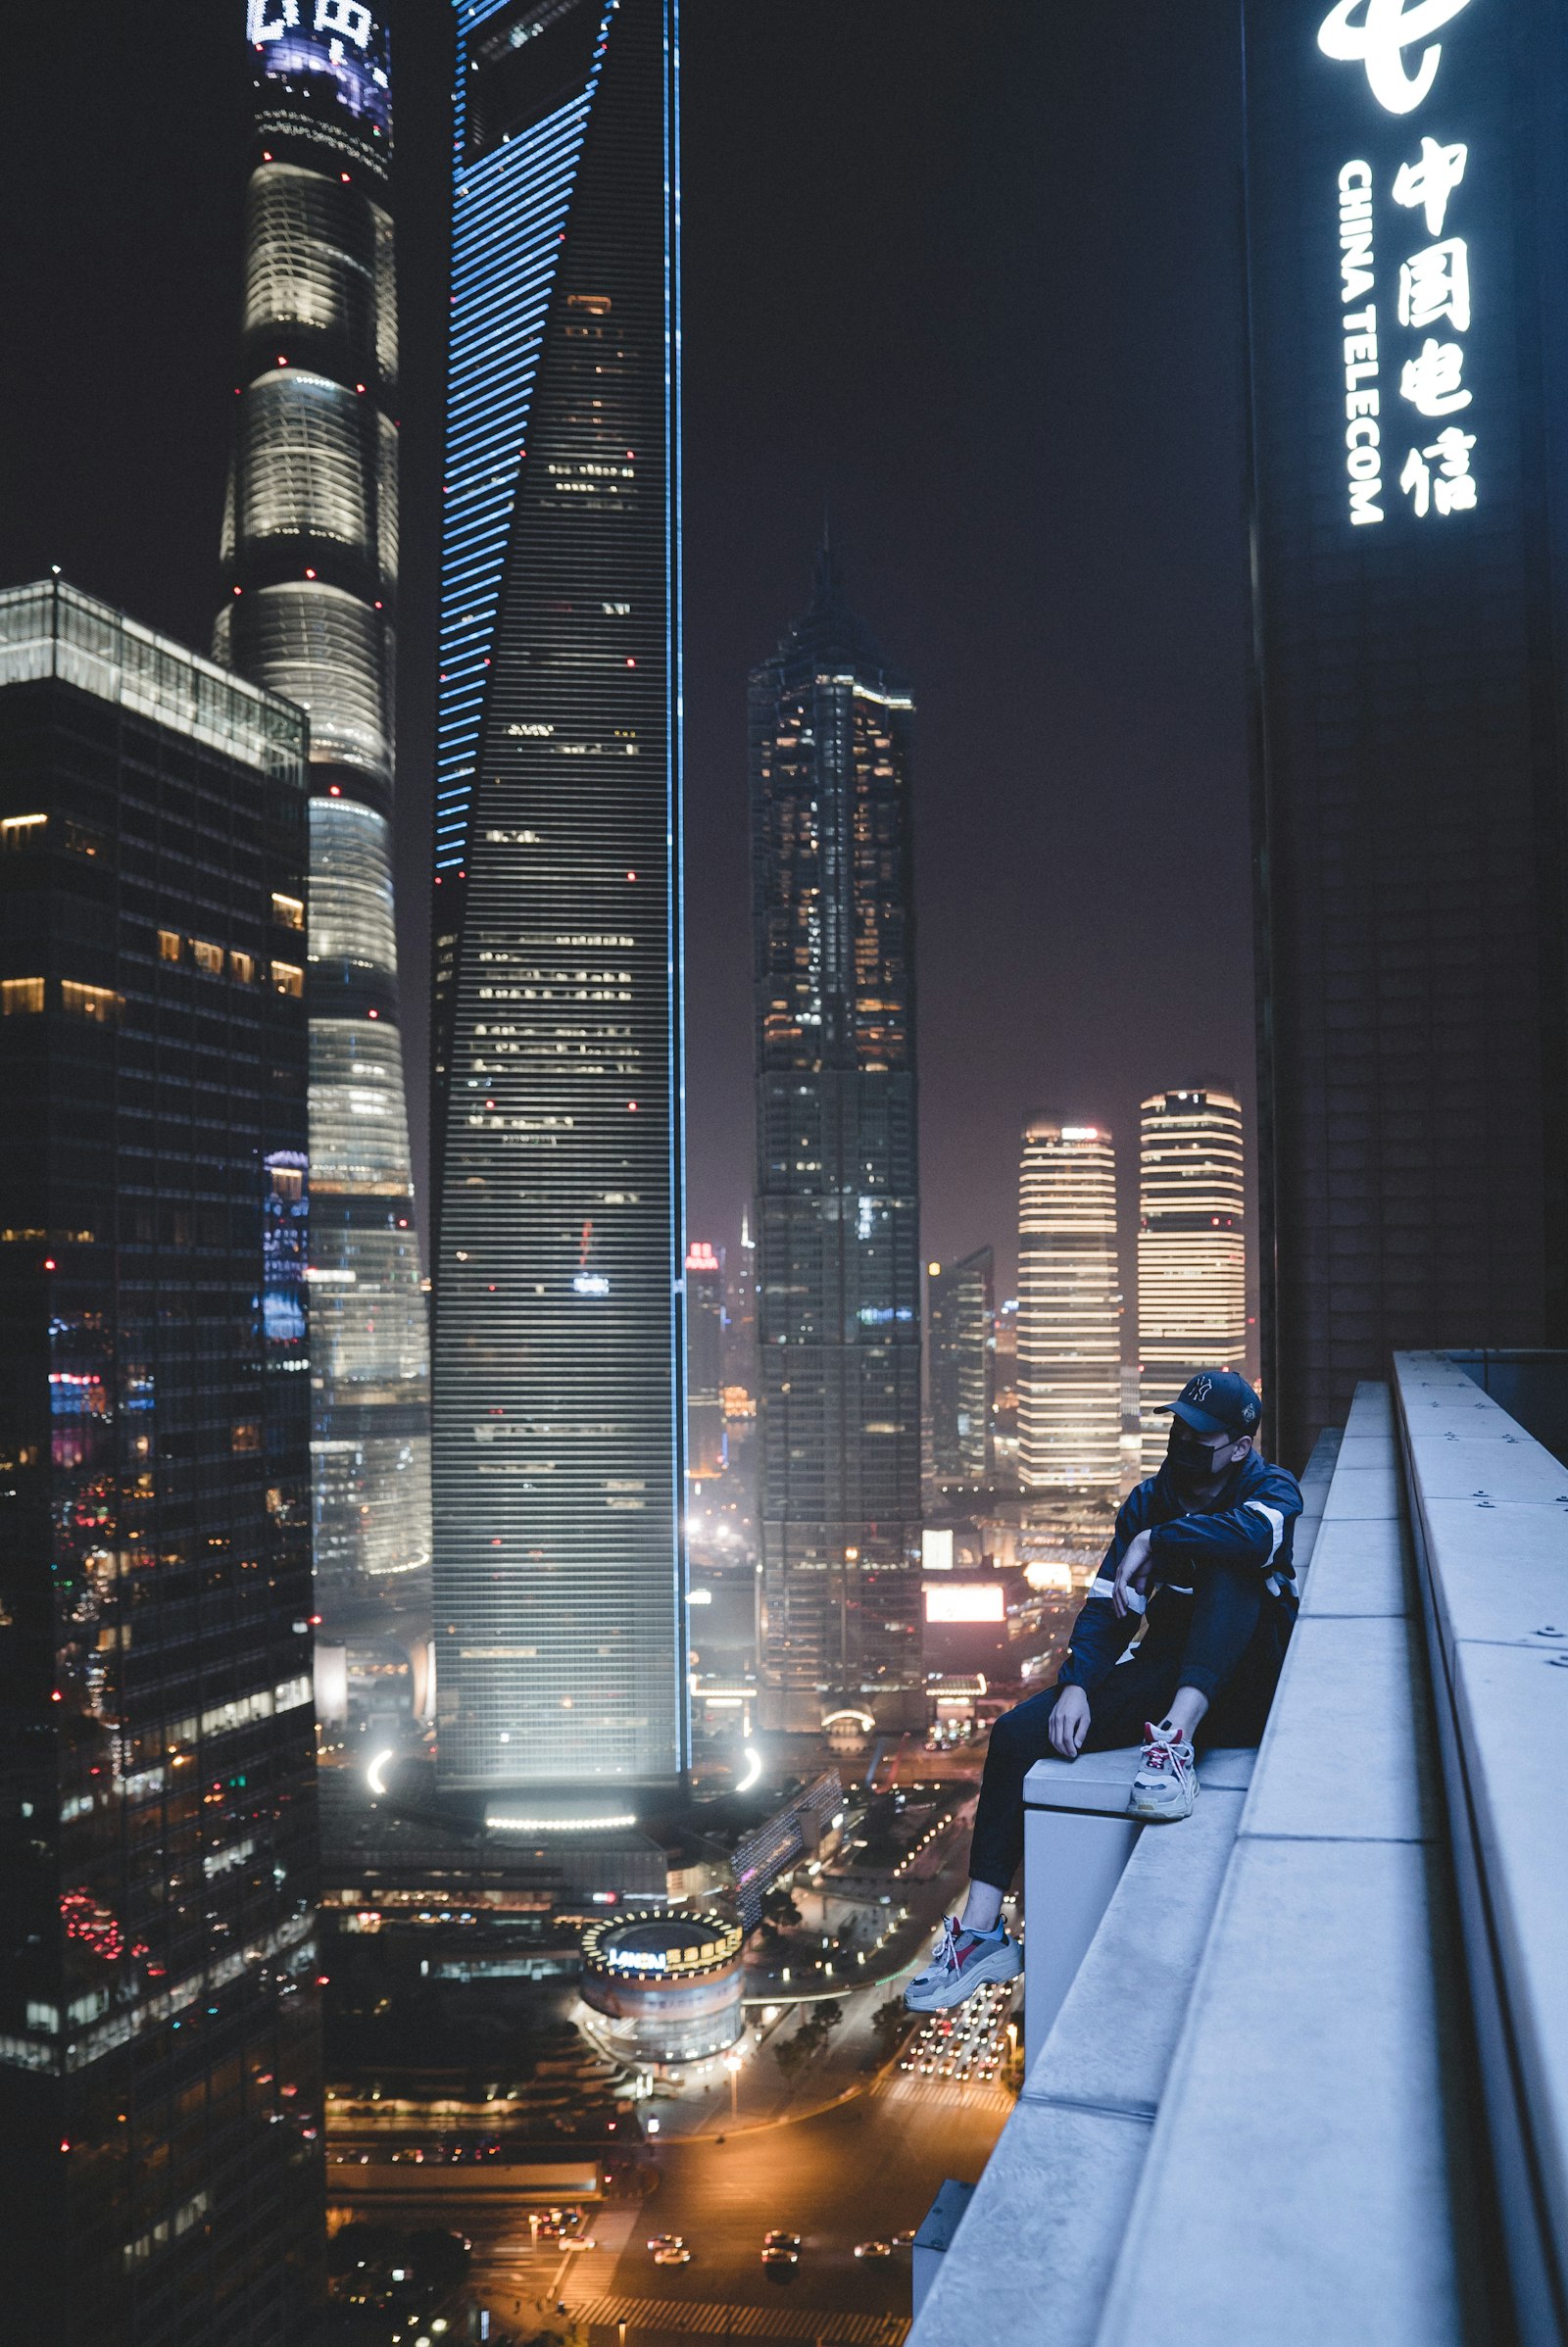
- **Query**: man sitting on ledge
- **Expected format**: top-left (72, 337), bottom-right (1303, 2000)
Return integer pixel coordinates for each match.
top-left (906, 1369), bottom-right (1302, 2014)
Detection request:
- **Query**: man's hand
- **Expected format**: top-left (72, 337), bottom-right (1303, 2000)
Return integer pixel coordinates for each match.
top-left (1113, 1528), bottom-right (1154, 1619)
top-left (1049, 1684), bottom-right (1091, 1759)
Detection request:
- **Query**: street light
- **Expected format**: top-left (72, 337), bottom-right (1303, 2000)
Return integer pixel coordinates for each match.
top-left (723, 2048), bottom-right (743, 2120)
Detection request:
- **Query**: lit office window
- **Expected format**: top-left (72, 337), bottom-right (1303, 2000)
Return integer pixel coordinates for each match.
top-left (191, 940), bottom-right (224, 975)
top-left (270, 961), bottom-right (305, 999)
top-left (229, 951), bottom-right (256, 984)
top-left (1, 977), bottom-right (45, 1015)
top-left (0, 813), bottom-right (46, 851)
top-left (271, 892), bottom-right (306, 931)
top-left (61, 983), bottom-right (122, 1026)
top-left (157, 930), bottom-right (182, 962)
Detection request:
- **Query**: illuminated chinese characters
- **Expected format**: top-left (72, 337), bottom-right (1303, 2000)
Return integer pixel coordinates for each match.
top-left (248, 0), bottom-right (376, 48)
top-left (1319, 0), bottom-right (1483, 526)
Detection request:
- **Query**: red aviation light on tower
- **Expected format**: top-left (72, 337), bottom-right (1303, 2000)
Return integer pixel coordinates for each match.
top-left (686, 1242), bottom-right (719, 1272)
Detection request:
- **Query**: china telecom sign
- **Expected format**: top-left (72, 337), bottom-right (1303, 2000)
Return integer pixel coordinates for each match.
top-left (1318, 0), bottom-right (1482, 527)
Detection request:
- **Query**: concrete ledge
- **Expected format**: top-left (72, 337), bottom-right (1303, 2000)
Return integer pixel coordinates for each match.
top-left (1023, 1743), bottom-right (1254, 1818)
top-left (1092, 1837), bottom-right (1478, 2347)
top-left (1089, 1384), bottom-right (1494, 2344)
top-left (1240, 1611), bottom-right (1440, 1844)
top-left (1298, 1513), bottom-right (1409, 1616)
top-left (911, 2096), bottom-right (1148, 2346)
top-left (1396, 1350), bottom-right (1568, 2340)
top-left (913, 1773), bottom-right (1251, 2347)
top-left (1292, 1424), bottom-right (1342, 1589)
top-left (1027, 1784), bottom-right (1248, 2117)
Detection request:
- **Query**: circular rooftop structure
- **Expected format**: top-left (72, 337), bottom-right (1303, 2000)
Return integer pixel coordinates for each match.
top-left (579, 1907), bottom-right (745, 2065)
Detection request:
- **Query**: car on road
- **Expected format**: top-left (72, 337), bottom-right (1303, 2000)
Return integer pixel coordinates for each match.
top-left (854, 2241), bottom-right (892, 2260)
top-left (761, 2230), bottom-right (801, 2274)
top-left (646, 2234), bottom-right (685, 2253)
top-left (560, 2235), bottom-right (597, 2254)
top-left (654, 2247), bottom-right (692, 2267)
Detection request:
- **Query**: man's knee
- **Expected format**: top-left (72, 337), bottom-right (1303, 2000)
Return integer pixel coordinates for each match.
top-left (986, 1688), bottom-right (1054, 1767)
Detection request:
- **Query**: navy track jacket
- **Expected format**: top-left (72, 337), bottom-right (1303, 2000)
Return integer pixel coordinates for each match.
top-left (1057, 1451), bottom-right (1305, 1696)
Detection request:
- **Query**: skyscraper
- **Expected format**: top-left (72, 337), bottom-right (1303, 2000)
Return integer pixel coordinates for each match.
top-left (430, 0), bottom-right (685, 1799)
top-left (928, 1247), bottom-right (995, 1488)
top-left (1017, 1121), bottom-right (1121, 1494)
top-left (751, 546), bottom-right (923, 1734)
top-left (1138, 1089), bottom-right (1246, 1471)
top-left (685, 1242), bottom-right (726, 1480)
top-left (219, 0), bottom-right (431, 1617)
top-left (1245, 0), bottom-right (1568, 1464)
top-left (0, 582), bottom-right (321, 2343)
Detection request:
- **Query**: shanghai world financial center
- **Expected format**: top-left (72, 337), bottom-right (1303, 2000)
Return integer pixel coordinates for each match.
top-left (430, 0), bottom-right (686, 1799)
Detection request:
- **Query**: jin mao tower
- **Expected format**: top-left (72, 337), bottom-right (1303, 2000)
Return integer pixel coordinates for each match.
top-left (750, 547), bottom-right (923, 1734)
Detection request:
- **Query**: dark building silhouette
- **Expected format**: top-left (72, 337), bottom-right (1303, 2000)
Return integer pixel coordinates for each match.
top-left (1246, 0), bottom-right (1568, 1464)
top-left (430, 0), bottom-right (686, 1800)
top-left (218, 0), bottom-right (432, 1621)
top-left (928, 1247), bottom-right (995, 1488)
top-left (686, 1242), bottom-right (727, 1480)
top-left (0, 582), bottom-right (321, 2343)
top-left (750, 545), bottom-right (923, 1733)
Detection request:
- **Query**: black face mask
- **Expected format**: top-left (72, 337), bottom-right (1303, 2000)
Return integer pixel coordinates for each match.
top-left (1167, 1428), bottom-right (1225, 1484)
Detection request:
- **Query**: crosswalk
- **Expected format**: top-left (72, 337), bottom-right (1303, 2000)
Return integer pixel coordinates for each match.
top-left (566, 2291), bottom-right (909, 2345)
top-left (877, 2074), bottom-right (1014, 2118)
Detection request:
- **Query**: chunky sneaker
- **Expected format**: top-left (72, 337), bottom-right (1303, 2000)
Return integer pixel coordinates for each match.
top-left (904, 1917), bottom-right (1022, 2013)
top-left (1128, 1721), bottom-right (1199, 1820)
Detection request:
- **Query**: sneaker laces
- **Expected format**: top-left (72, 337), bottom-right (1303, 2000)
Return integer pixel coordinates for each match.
top-left (920, 1916), bottom-right (965, 1979)
top-left (1139, 1723), bottom-right (1188, 1776)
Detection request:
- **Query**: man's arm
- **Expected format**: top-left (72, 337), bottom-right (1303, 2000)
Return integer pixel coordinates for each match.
top-left (1056, 1491), bottom-right (1153, 1694)
top-left (1147, 1465), bottom-right (1304, 1582)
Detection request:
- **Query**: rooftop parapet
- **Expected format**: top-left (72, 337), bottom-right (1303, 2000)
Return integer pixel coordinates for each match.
top-left (912, 1361), bottom-right (1568, 2342)
top-left (0, 577), bottom-right (306, 777)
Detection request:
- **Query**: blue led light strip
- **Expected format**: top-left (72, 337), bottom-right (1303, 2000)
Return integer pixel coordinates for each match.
top-left (435, 12), bottom-right (614, 874)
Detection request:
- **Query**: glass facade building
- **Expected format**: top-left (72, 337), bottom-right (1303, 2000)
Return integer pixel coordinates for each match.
top-left (1017, 1121), bottom-right (1121, 1494)
top-left (1138, 1089), bottom-right (1247, 1471)
top-left (1245, 0), bottom-right (1568, 1465)
top-left (750, 548), bottom-right (924, 1734)
top-left (928, 1246), bottom-right (995, 1488)
top-left (430, 0), bottom-right (686, 1798)
top-left (0, 583), bottom-right (321, 2344)
top-left (218, 0), bottom-right (431, 1616)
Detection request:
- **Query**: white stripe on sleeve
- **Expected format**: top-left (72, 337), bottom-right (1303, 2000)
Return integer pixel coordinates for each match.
top-left (1245, 1500), bottom-right (1285, 1563)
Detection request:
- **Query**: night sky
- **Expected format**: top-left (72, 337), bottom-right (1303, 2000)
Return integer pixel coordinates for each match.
top-left (0, 1), bottom-right (1251, 1315)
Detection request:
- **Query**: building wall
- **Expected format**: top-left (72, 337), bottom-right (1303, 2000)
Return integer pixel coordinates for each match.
top-left (685, 1245), bottom-right (727, 1480)
top-left (928, 1246), bottom-right (995, 1487)
top-left (750, 550), bottom-right (924, 1733)
top-left (1138, 1089), bottom-right (1246, 1471)
top-left (0, 584), bottom-right (322, 2345)
top-left (1246, 0), bottom-right (1568, 1465)
top-left (1017, 1122), bottom-right (1121, 1494)
top-left (430, 0), bottom-right (686, 1794)
top-left (219, 0), bottom-right (431, 1614)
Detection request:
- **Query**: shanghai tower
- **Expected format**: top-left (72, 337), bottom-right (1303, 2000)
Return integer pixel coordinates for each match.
top-left (430, 0), bottom-right (686, 1801)
top-left (218, 0), bottom-right (432, 1617)
top-left (750, 546), bottom-right (924, 1734)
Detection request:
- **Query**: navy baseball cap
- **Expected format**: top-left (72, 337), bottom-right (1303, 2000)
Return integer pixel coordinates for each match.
top-left (1163, 1369), bottom-right (1261, 1440)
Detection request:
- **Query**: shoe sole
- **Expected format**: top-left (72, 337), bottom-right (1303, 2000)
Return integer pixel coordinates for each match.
top-left (904, 1942), bottom-right (1022, 2013)
top-left (1128, 1782), bottom-right (1199, 1822)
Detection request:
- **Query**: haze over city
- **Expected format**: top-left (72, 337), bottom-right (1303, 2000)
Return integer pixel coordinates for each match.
top-left (2, 4), bottom-right (1564, 2346)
